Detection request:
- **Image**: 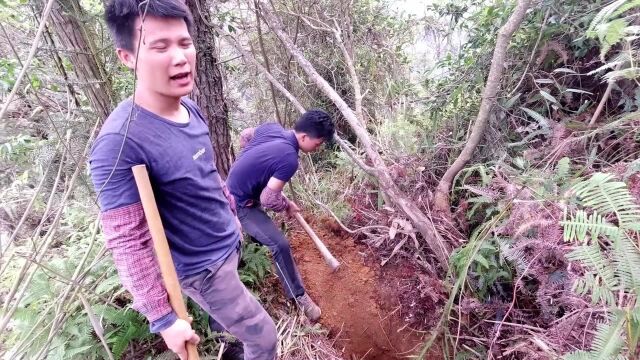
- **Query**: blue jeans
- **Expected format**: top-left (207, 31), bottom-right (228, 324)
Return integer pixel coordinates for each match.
top-left (236, 205), bottom-right (306, 299)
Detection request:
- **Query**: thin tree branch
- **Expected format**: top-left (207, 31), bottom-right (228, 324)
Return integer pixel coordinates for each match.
top-left (588, 65), bottom-right (621, 127)
top-left (218, 25), bottom-right (306, 113)
top-left (254, 0), bottom-right (283, 124)
top-left (0, 151), bottom-right (57, 257)
top-left (0, 117), bottom-right (101, 334)
top-left (433, 0), bottom-right (532, 214)
top-left (333, 134), bottom-right (376, 175)
top-left (0, 0), bottom-right (56, 122)
top-left (0, 23), bottom-right (24, 67)
top-left (79, 292), bottom-right (115, 360)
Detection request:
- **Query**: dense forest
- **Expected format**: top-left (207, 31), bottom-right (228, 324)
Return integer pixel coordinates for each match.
top-left (1, 0), bottom-right (640, 359)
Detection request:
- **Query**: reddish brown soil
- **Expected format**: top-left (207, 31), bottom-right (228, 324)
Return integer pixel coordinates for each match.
top-left (289, 216), bottom-right (438, 359)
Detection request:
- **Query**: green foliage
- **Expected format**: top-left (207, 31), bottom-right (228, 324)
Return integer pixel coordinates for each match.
top-left (562, 173), bottom-right (640, 358)
top-left (561, 210), bottom-right (620, 243)
top-left (0, 135), bottom-right (39, 162)
top-left (1, 204), bottom-right (158, 360)
top-left (376, 116), bottom-right (426, 155)
top-left (556, 157), bottom-right (572, 181)
top-left (0, 57), bottom-right (19, 92)
top-left (563, 310), bottom-right (627, 360)
top-left (571, 173), bottom-right (640, 230)
top-left (239, 241), bottom-right (272, 287)
top-left (450, 238), bottom-right (512, 301)
top-left (103, 309), bottom-right (153, 360)
top-left (587, 0), bottom-right (640, 60)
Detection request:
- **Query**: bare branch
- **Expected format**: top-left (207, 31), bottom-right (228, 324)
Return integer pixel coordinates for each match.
top-left (217, 26), bottom-right (306, 113)
top-left (332, 19), bottom-right (365, 124)
top-left (254, 0), bottom-right (283, 124)
top-left (333, 134), bottom-right (377, 175)
top-left (433, 0), bottom-right (533, 214)
top-left (0, 0), bottom-right (56, 122)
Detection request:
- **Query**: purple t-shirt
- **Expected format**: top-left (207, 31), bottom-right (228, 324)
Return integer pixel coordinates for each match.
top-left (89, 97), bottom-right (240, 277)
top-left (226, 123), bottom-right (299, 206)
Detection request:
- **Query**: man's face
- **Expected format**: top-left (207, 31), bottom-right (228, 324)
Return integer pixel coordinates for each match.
top-left (299, 134), bottom-right (325, 153)
top-left (117, 16), bottom-right (196, 99)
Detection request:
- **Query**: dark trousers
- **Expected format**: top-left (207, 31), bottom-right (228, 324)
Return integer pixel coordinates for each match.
top-left (236, 205), bottom-right (306, 299)
top-left (179, 249), bottom-right (277, 359)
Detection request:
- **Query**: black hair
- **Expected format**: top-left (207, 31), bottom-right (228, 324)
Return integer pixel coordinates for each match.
top-left (294, 109), bottom-right (335, 141)
top-left (104, 0), bottom-right (194, 52)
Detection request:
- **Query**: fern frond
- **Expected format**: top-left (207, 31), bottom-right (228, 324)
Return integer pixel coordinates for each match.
top-left (611, 235), bottom-right (640, 292)
top-left (588, 0), bottom-right (630, 31)
top-left (561, 209), bottom-right (621, 243)
top-left (629, 306), bottom-right (640, 323)
top-left (574, 274), bottom-right (617, 306)
top-left (567, 244), bottom-right (615, 282)
top-left (556, 157), bottom-right (571, 181)
top-left (564, 311), bottom-right (627, 360)
top-left (567, 244), bottom-right (618, 305)
top-left (592, 310), bottom-right (626, 359)
top-left (611, 0), bottom-right (640, 18)
top-left (571, 173), bottom-right (640, 230)
top-left (563, 350), bottom-right (596, 360)
top-left (498, 240), bottom-right (529, 274)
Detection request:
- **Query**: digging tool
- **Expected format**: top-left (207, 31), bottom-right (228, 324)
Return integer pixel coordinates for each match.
top-left (132, 165), bottom-right (200, 360)
top-left (293, 212), bottom-right (340, 272)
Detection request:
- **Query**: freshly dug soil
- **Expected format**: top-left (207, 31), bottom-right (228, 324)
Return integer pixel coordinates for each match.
top-left (289, 215), bottom-right (440, 359)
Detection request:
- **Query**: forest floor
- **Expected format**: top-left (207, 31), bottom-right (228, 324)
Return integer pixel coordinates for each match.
top-left (285, 215), bottom-right (444, 359)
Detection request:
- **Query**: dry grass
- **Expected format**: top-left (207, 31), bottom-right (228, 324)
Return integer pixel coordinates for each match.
top-left (276, 311), bottom-right (344, 360)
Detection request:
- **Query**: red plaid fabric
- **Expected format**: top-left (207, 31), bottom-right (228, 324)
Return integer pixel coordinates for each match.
top-left (259, 186), bottom-right (289, 212)
top-left (100, 202), bottom-right (172, 322)
top-left (215, 172), bottom-right (242, 232)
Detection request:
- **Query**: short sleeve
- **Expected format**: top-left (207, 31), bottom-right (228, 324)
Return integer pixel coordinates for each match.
top-left (89, 133), bottom-right (145, 211)
top-left (272, 152), bottom-right (299, 183)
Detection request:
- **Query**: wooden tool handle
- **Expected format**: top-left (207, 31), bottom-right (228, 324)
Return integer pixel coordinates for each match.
top-left (132, 165), bottom-right (200, 360)
top-left (294, 212), bottom-right (340, 272)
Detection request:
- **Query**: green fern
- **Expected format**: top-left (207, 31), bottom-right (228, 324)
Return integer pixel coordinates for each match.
top-left (590, 311), bottom-right (627, 359)
top-left (555, 157), bottom-right (571, 181)
top-left (593, 18), bottom-right (628, 58)
top-left (571, 173), bottom-right (640, 230)
top-left (498, 239), bottom-right (529, 274)
top-left (239, 242), bottom-right (271, 287)
top-left (565, 310), bottom-right (627, 360)
top-left (563, 172), bottom-right (640, 358)
top-left (561, 209), bottom-right (621, 243)
top-left (567, 244), bottom-right (618, 306)
top-left (611, 235), bottom-right (640, 292)
top-left (587, 0), bottom-right (640, 61)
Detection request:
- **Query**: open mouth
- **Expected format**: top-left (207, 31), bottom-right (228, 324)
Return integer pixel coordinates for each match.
top-left (170, 72), bottom-right (190, 81)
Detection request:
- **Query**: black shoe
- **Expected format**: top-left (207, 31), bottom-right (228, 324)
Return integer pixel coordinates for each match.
top-left (220, 340), bottom-right (244, 360)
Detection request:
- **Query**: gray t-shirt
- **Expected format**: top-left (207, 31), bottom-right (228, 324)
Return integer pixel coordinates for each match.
top-left (89, 97), bottom-right (239, 277)
top-left (226, 122), bottom-right (299, 206)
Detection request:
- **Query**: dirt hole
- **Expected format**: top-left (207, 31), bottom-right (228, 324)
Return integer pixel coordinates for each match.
top-left (289, 216), bottom-right (437, 359)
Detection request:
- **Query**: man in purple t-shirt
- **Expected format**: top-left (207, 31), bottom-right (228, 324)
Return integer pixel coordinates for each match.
top-left (226, 111), bottom-right (335, 321)
top-left (89, 1), bottom-right (276, 359)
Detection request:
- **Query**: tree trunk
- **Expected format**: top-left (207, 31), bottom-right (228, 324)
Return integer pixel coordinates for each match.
top-left (256, 0), bottom-right (451, 267)
top-left (48, 0), bottom-right (114, 122)
top-left (432, 0), bottom-right (532, 215)
top-left (187, 0), bottom-right (234, 177)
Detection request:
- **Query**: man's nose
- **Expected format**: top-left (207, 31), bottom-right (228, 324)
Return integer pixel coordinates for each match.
top-left (171, 47), bottom-right (188, 66)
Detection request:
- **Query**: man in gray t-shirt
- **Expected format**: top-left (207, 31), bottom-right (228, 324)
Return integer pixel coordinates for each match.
top-left (91, 1), bottom-right (276, 359)
top-left (227, 111), bottom-right (335, 322)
